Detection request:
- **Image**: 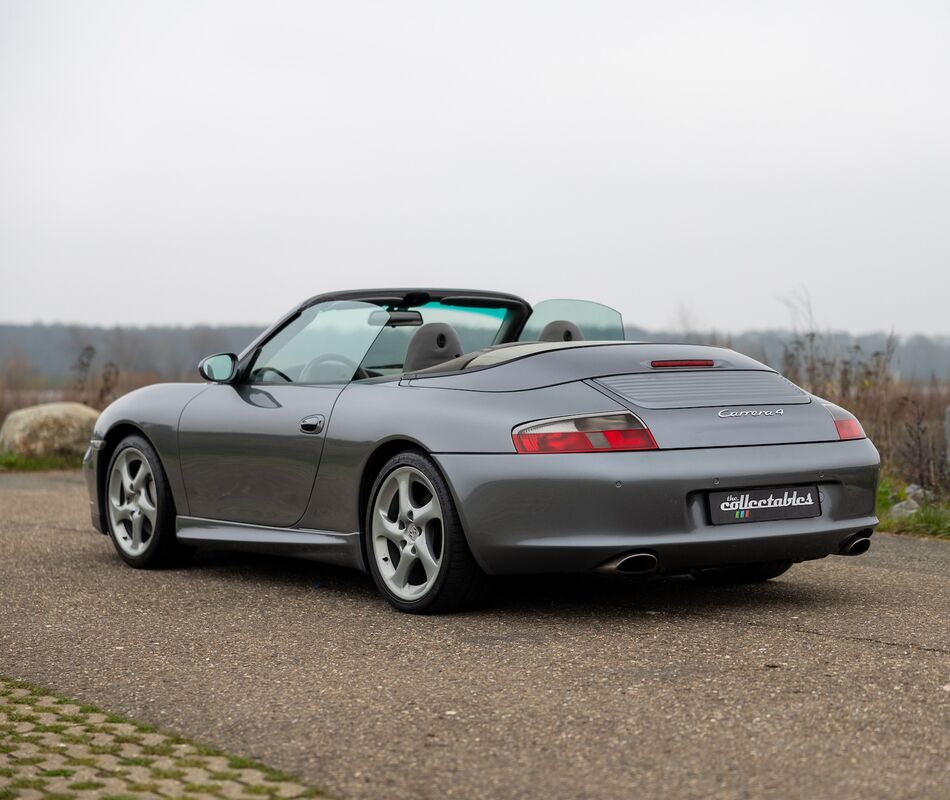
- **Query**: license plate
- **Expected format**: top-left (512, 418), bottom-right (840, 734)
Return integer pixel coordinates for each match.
top-left (708, 485), bottom-right (821, 525)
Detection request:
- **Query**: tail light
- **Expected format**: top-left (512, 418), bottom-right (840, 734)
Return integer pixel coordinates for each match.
top-left (821, 402), bottom-right (866, 441)
top-left (512, 412), bottom-right (658, 453)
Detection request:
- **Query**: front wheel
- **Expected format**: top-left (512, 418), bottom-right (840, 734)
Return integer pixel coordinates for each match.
top-left (105, 434), bottom-right (192, 568)
top-left (365, 451), bottom-right (487, 613)
top-left (692, 560), bottom-right (792, 584)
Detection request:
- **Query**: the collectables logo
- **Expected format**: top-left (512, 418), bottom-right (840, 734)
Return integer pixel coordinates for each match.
top-left (720, 490), bottom-right (815, 512)
top-left (718, 408), bottom-right (785, 418)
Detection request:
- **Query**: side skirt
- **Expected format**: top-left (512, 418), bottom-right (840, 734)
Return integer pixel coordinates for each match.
top-left (175, 516), bottom-right (366, 572)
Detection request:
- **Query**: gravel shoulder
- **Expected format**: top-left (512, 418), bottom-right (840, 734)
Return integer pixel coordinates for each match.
top-left (1, 471), bottom-right (948, 800)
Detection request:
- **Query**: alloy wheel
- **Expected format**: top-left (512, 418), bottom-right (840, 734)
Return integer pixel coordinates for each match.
top-left (107, 447), bottom-right (158, 556)
top-left (371, 466), bottom-right (445, 601)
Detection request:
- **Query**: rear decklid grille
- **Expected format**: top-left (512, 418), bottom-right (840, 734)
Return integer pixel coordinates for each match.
top-left (595, 370), bottom-right (809, 410)
top-left (592, 369), bottom-right (840, 447)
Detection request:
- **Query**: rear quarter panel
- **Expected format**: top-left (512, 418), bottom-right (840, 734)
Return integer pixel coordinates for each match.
top-left (299, 379), bottom-right (625, 532)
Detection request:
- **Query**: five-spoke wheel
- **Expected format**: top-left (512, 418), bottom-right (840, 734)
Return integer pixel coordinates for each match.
top-left (365, 451), bottom-right (487, 613)
top-left (108, 447), bottom-right (157, 556)
top-left (371, 465), bottom-right (445, 601)
top-left (104, 434), bottom-right (191, 568)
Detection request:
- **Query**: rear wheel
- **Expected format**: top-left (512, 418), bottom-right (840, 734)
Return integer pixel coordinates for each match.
top-left (105, 434), bottom-right (192, 568)
top-left (692, 561), bottom-right (792, 584)
top-left (365, 451), bottom-right (487, 613)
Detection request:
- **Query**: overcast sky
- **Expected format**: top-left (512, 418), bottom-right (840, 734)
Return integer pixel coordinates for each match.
top-left (1, 1), bottom-right (948, 335)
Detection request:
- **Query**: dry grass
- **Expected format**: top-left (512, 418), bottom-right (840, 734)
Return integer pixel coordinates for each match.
top-left (781, 332), bottom-right (949, 495)
top-left (0, 354), bottom-right (46, 429)
top-left (0, 346), bottom-right (166, 426)
top-left (63, 344), bottom-right (163, 410)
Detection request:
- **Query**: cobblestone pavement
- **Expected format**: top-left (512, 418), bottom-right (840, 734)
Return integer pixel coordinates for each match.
top-left (0, 678), bottom-right (323, 800)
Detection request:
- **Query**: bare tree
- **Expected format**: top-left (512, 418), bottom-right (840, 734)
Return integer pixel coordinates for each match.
top-left (71, 345), bottom-right (96, 405)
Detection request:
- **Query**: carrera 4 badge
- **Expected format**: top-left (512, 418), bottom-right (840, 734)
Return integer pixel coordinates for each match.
top-left (718, 408), bottom-right (785, 418)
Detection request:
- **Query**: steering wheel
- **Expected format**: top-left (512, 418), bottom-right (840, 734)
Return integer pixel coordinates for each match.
top-left (301, 353), bottom-right (370, 382)
top-left (251, 365), bottom-right (293, 383)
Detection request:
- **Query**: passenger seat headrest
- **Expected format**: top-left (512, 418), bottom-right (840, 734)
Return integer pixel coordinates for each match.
top-left (403, 323), bottom-right (464, 372)
top-left (538, 320), bottom-right (584, 342)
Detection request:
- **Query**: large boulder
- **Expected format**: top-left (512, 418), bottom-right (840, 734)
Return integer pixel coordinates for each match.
top-left (905, 483), bottom-right (935, 505)
top-left (888, 498), bottom-right (920, 521)
top-left (0, 402), bottom-right (100, 459)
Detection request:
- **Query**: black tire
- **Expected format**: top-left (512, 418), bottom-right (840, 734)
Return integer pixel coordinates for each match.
top-left (104, 434), bottom-right (193, 569)
top-left (692, 560), bottom-right (793, 584)
top-left (364, 450), bottom-right (488, 614)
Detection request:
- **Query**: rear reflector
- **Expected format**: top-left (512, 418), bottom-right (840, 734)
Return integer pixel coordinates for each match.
top-left (512, 412), bottom-right (658, 453)
top-left (651, 359), bottom-right (715, 368)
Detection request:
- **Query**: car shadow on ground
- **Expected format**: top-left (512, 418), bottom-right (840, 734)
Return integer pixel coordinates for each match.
top-left (183, 547), bottom-right (853, 620)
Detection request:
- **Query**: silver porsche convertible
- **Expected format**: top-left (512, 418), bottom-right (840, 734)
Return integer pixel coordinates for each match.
top-left (83, 289), bottom-right (880, 612)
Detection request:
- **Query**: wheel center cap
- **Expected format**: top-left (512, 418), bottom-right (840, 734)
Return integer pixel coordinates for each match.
top-left (406, 524), bottom-right (421, 541)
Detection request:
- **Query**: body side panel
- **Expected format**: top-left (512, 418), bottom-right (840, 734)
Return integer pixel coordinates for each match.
top-left (297, 380), bottom-right (625, 533)
top-left (177, 383), bottom-right (342, 527)
top-left (175, 517), bottom-right (363, 570)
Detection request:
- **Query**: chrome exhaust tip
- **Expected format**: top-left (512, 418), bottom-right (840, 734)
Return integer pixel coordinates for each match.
top-left (840, 533), bottom-right (872, 556)
top-left (597, 551), bottom-right (659, 575)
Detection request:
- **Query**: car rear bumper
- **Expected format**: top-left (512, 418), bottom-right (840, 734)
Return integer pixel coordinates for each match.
top-left (434, 439), bottom-right (880, 575)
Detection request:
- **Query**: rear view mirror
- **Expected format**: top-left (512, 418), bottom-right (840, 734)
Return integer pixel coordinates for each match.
top-left (198, 353), bottom-right (237, 383)
top-left (369, 309), bottom-right (423, 327)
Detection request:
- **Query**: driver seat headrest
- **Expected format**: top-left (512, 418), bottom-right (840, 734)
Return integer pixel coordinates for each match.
top-left (539, 320), bottom-right (584, 342)
top-left (404, 323), bottom-right (464, 372)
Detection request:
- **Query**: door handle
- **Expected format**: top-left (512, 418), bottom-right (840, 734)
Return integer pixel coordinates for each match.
top-left (300, 414), bottom-right (325, 434)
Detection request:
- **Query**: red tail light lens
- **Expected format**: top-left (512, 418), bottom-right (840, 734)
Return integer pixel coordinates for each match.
top-left (821, 402), bottom-right (866, 441)
top-left (512, 412), bottom-right (658, 453)
top-left (834, 419), bottom-right (865, 440)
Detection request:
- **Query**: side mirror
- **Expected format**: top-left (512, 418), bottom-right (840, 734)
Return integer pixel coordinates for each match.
top-left (198, 353), bottom-right (237, 383)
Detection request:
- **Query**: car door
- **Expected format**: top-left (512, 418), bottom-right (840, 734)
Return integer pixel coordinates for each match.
top-left (178, 301), bottom-right (386, 528)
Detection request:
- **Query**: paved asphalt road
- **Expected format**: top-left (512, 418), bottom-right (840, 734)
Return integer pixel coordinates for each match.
top-left (1, 471), bottom-right (947, 800)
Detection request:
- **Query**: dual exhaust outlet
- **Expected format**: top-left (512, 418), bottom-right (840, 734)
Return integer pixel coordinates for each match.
top-left (599, 529), bottom-right (873, 575)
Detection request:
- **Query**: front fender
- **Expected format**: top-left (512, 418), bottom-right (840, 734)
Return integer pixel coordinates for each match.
top-left (87, 383), bottom-right (209, 525)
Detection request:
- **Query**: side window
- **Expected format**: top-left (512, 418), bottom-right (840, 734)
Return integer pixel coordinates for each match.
top-left (519, 299), bottom-right (625, 342)
top-left (249, 301), bottom-right (385, 384)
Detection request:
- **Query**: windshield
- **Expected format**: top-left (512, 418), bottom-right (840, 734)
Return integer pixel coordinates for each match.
top-left (249, 301), bottom-right (388, 384)
top-left (359, 302), bottom-right (510, 376)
